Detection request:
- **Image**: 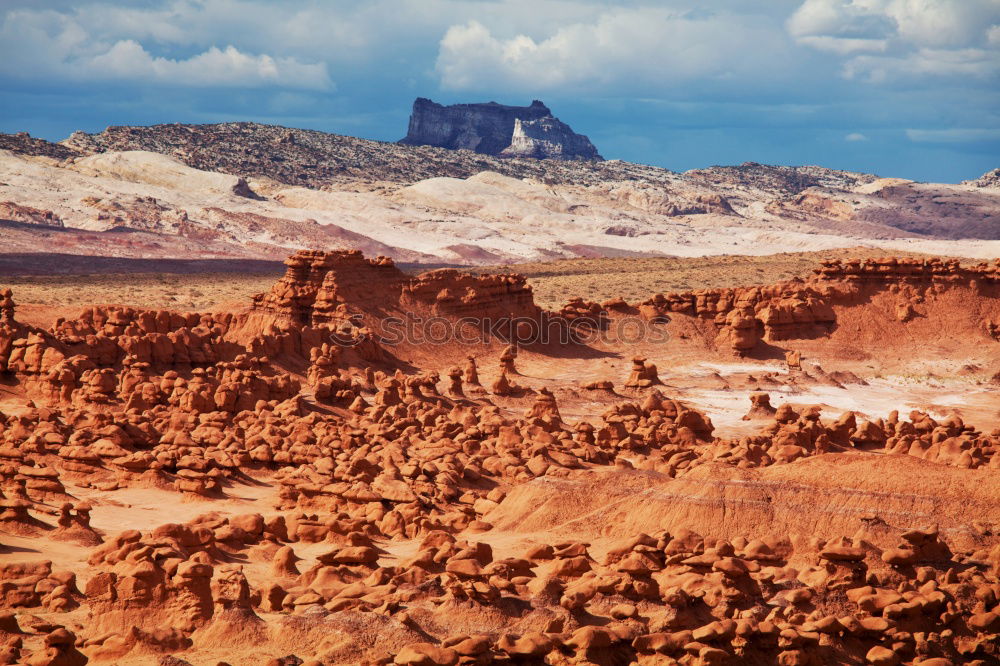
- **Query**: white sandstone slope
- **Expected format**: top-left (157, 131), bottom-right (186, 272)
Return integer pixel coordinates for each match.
top-left (2, 147), bottom-right (999, 263)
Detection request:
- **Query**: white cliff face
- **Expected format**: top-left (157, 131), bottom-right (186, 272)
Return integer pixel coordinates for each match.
top-left (400, 98), bottom-right (602, 161)
top-left (500, 117), bottom-right (603, 160)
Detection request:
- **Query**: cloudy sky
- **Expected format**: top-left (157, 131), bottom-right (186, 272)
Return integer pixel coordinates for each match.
top-left (1, 0), bottom-right (997, 182)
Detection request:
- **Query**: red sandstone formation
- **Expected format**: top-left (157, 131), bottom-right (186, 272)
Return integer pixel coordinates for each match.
top-left (499, 345), bottom-right (517, 374)
top-left (625, 357), bottom-right (661, 388)
top-left (1, 250), bottom-right (999, 664)
top-left (742, 392), bottom-right (777, 420)
top-left (251, 250), bottom-right (539, 328)
top-left (636, 256), bottom-right (1000, 357)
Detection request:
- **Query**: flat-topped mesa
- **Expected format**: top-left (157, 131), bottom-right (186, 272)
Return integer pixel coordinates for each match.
top-left (400, 97), bottom-right (602, 161)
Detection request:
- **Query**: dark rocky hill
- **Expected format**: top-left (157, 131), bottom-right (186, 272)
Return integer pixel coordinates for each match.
top-left (57, 122), bottom-right (882, 198)
top-left (61, 122), bottom-right (648, 188)
top-left (0, 131), bottom-right (79, 160)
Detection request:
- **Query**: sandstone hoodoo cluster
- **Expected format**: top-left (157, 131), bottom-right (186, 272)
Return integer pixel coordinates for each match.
top-left (400, 98), bottom-right (603, 161)
top-left (637, 257), bottom-right (1000, 356)
top-left (1, 250), bottom-right (1000, 664)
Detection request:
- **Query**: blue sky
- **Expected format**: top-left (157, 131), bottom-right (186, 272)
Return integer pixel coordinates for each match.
top-left (1, 0), bottom-right (997, 182)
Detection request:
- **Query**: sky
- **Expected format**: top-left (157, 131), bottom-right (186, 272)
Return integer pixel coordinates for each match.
top-left (0, 0), bottom-right (998, 183)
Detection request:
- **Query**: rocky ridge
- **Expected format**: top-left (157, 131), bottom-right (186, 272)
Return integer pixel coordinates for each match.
top-left (963, 168), bottom-right (1000, 190)
top-left (59, 123), bottom-right (639, 188)
top-left (0, 132), bottom-right (78, 161)
top-left (52, 123), bottom-right (886, 196)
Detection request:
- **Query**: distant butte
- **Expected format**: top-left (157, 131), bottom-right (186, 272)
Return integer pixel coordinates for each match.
top-left (399, 97), bottom-right (603, 161)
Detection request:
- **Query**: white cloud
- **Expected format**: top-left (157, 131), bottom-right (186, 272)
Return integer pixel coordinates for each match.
top-left (7, 0), bottom-right (465, 72)
top-left (0, 4), bottom-right (334, 90)
top-left (845, 132), bottom-right (868, 141)
top-left (787, 0), bottom-right (1000, 83)
top-left (787, 0), bottom-right (895, 54)
top-left (436, 8), bottom-right (797, 93)
top-left (845, 47), bottom-right (999, 82)
top-left (906, 128), bottom-right (1000, 142)
top-left (3, 0), bottom-right (998, 110)
top-left (796, 35), bottom-right (888, 54)
top-left (886, 0), bottom-right (998, 49)
top-left (433, 1), bottom-right (999, 97)
top-left (85, 42), bottom-right (331, 89)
